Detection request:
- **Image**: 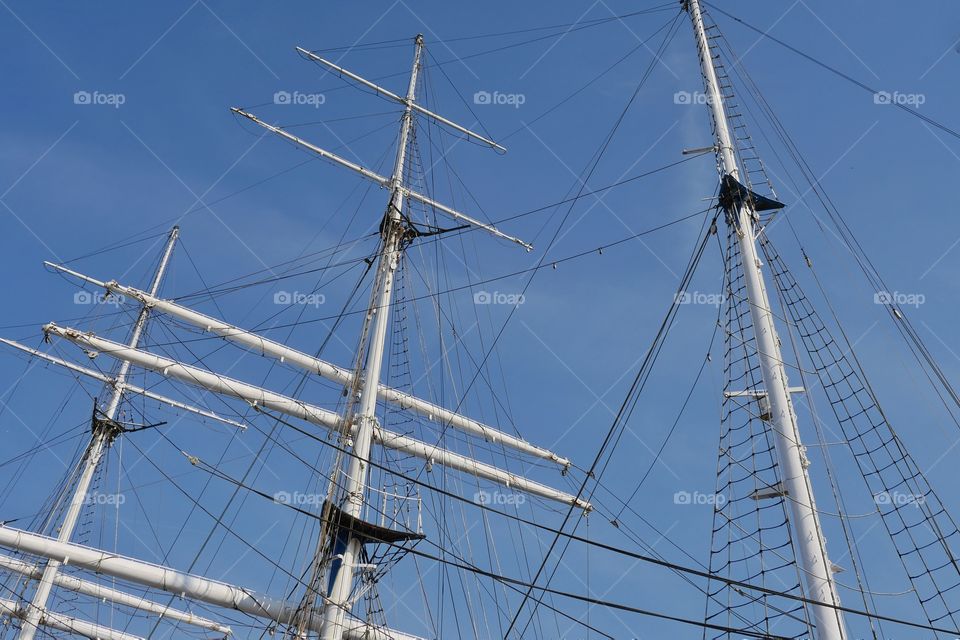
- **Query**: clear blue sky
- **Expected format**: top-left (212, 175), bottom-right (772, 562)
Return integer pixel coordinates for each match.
top-left (2, 1), bottom-right (960, 638)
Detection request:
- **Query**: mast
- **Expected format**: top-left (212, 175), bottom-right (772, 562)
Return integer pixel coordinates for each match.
top-left (4, 33), bottom-right (555, 640)
top-left (683, 2), bottom-right (847, 638)
top-left (317, 34), bottom-right (424, 640)
top-left (18, 226), bottom-right (179, 640)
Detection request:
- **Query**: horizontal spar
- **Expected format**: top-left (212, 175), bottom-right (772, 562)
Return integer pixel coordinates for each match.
top-left (0, 596), bottom-right (145, 640)
top-left (0, 337), bottom-right (248, 431)
top-left (43, 324), bottom-right (589, 509)
top-left (72, 273), bottom-right (569, 468)
top-left (294, 46), bottom-right (507, 152)
top-left (375, 431), bottom-right (590, 510)
top-left (43, 323), bottom-right (343, 428)
top-left (0, 526), bottom-right (424, 640)
top-left (231, 107), bottom-right (390, 186)
top-left (0, 553), bottom-right (231, 634)
top-left (230, 108), bottom-right (531, 250)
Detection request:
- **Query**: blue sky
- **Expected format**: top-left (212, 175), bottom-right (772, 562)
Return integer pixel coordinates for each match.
top-left (2, 1), bottom-right (960, 638)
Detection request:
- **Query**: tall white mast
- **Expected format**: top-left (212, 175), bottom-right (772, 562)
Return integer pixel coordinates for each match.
top-left (19, 226), bottom-right (180, 640)
top-left (683, 1), bottom-right (847, 638)
top-left (317, 34), bottom-right (424, 640)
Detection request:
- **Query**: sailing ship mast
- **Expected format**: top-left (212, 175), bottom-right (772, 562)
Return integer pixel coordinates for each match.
top-left (7, 8), bottom-right (960, 638)
top-left (0, 33), bottom-right (587, 640)
top-left (17, 226), bottom-right (179, 640)
top-left (313, 34), bottom-right (423, 640)
top-left (684, 0), bottom-right (846, 637)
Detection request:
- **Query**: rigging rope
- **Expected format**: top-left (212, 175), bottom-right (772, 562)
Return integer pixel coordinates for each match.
top-left (704, 2), bottom-right (960, 143)
top-left (184, 430), bottom-right (960, 638)
top-left (702, 221), bottom-right (811, 639)
top-left (762, 232), bottom-right (960, 631)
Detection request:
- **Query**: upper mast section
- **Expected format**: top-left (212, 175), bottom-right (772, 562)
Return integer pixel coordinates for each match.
top-left (683, 1), bottom-right (847, 639)
top-left (294, 46), bottom-right (506, 152)
top-left (231, 35), bottom-right (531, 250)
top-left (683, 0), bottom-right (740, 180)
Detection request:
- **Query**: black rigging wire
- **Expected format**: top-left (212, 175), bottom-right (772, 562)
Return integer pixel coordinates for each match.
top-left (613, 315), bottom-right (720, 522)
top-left (35, 10), bottom-right (690, 290)
top-left (120, 205), bottom-right (712, 351)
top-left (510, 213), bottom-right (716, 637)
top-left (705, 2), bottom-right (960, 142)
top-left (503, 11), bottom-right (686, 634)
top-left (298, 4), bottom-right (680, 95)
top-left (303, 4), bottom-right (678, 54)
top-left (704, 3), bottom-right (960, 437)
top-left (184, 423), bottom-right (960, 638)
top-left (191, 439), bottom-right (785, 640)
top-left (157, 149), bottom-right (710, 304)
top-left (21, 5), bottom-right (957, 635)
